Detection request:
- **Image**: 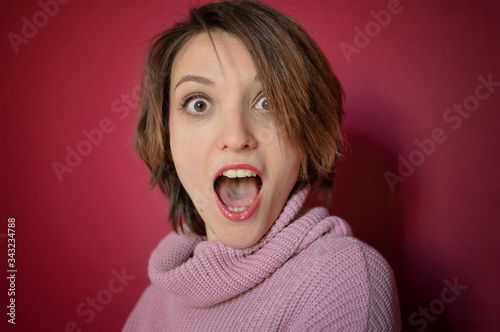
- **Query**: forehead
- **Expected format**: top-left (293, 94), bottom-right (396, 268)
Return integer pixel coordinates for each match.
top-left (170, 31), bottom-right (258, 89)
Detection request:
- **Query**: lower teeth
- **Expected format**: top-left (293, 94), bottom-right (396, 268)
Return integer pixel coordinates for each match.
top-left (227, 205), bottom-right (248, 212)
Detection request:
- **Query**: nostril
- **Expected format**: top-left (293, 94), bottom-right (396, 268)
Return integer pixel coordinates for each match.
top-left (216, 114), bottom-right (258, 151)
top-left (220, 135), bottom-right (257, 151)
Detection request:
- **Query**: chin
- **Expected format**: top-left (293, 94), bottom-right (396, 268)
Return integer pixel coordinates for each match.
top-left (207, 215), bottom-right (270, 249)
top-left (221, 237), bottom-right (259, 249)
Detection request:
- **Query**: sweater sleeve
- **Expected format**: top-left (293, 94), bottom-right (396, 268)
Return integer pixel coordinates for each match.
top-left (123, 284), bottom-right (172, 332)
top-left (363, 244), bottom-right (401, 330)
top-left (122, 285), bottom-right (156, 332)
top-left (290, 236), bottom-right (401, 332)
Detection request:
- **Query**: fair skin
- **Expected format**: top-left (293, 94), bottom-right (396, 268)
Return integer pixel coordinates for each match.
top-left (169, 31), bottom-right (301, 249)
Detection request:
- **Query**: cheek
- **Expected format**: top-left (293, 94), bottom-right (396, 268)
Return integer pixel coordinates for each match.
top-left (275, 139), bottom-right (301, 171)
top-left (280, 145), bottom-right (302, 187)
top-left (169, 123), bottom-right (213, 211)
top-left (169, 121), bottom-right (192, 184)
top-left (169, 115), bottom-right (193, 167)
top-left (170, 135), bottom-right (196, 181)
top-left (169, 129), bottom-right (184, 171)
top-left (286, 152), bottom-right (301, 184)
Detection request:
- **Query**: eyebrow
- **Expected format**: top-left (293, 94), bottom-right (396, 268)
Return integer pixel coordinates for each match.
top-left (174, 75), bottom-right (216, 90)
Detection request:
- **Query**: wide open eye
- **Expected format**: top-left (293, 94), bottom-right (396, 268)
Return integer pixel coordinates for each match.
top-left (254, 95), bottom-right (269, 111)
top-left (186, 97), bottom-right (213, 113)
top-left (180, 93), bottom-right (213, 115)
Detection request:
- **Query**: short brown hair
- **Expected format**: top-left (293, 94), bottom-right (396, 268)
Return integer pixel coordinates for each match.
top-left (135, 0), bottom-right (344, 235)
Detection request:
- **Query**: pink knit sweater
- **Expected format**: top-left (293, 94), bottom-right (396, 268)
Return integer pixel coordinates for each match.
top-left (124, 187), bottom-right (401, 331)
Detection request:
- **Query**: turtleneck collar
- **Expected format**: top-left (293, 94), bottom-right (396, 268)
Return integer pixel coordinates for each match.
top-left (148, 186), bottom-right (340, 307)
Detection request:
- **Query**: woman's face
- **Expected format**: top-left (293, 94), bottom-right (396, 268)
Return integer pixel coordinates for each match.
top-left (169, 31), bottom-right (301, 249)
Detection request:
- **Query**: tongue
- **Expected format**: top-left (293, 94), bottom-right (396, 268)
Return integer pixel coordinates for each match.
top-left (216, 177), bottom-right (259, 208)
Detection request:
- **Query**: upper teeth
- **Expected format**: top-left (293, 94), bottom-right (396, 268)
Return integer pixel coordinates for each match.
top-left (222, 169), bottom-right (257, 178)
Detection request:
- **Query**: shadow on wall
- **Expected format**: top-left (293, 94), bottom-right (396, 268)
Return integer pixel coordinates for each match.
top-left (322, 136), bottom-right (453, 331)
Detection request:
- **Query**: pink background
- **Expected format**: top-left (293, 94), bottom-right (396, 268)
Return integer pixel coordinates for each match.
top-left (1, 0), bottom-right (499, 331)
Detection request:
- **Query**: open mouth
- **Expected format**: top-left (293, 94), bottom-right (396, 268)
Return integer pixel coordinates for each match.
top-left (214, 165), bottom-right (263, 221)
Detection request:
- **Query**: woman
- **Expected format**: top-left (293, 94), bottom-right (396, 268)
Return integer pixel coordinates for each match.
top-left (124, 1), bottom-right (401, 330)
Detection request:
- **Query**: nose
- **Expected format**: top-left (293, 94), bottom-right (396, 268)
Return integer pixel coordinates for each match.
top-left (216, 107), bottom-right (258, 152)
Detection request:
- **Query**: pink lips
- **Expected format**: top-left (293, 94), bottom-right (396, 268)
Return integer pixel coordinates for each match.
top-left (213, 164), bottom-right (263, 221)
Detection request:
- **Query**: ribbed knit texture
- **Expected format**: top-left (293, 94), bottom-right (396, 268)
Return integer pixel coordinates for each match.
top-left (124, 187), bottom-right (401, 331)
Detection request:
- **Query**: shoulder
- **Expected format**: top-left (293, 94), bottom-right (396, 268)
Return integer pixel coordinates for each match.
top-left (313, 227), bottom-right (394, 281)
top-left (295, 215), bottom-right (394, 285)
top-left (123, 284), bottom-right (174, 332)
top-left (288, 217), bottom-right (401, 331)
